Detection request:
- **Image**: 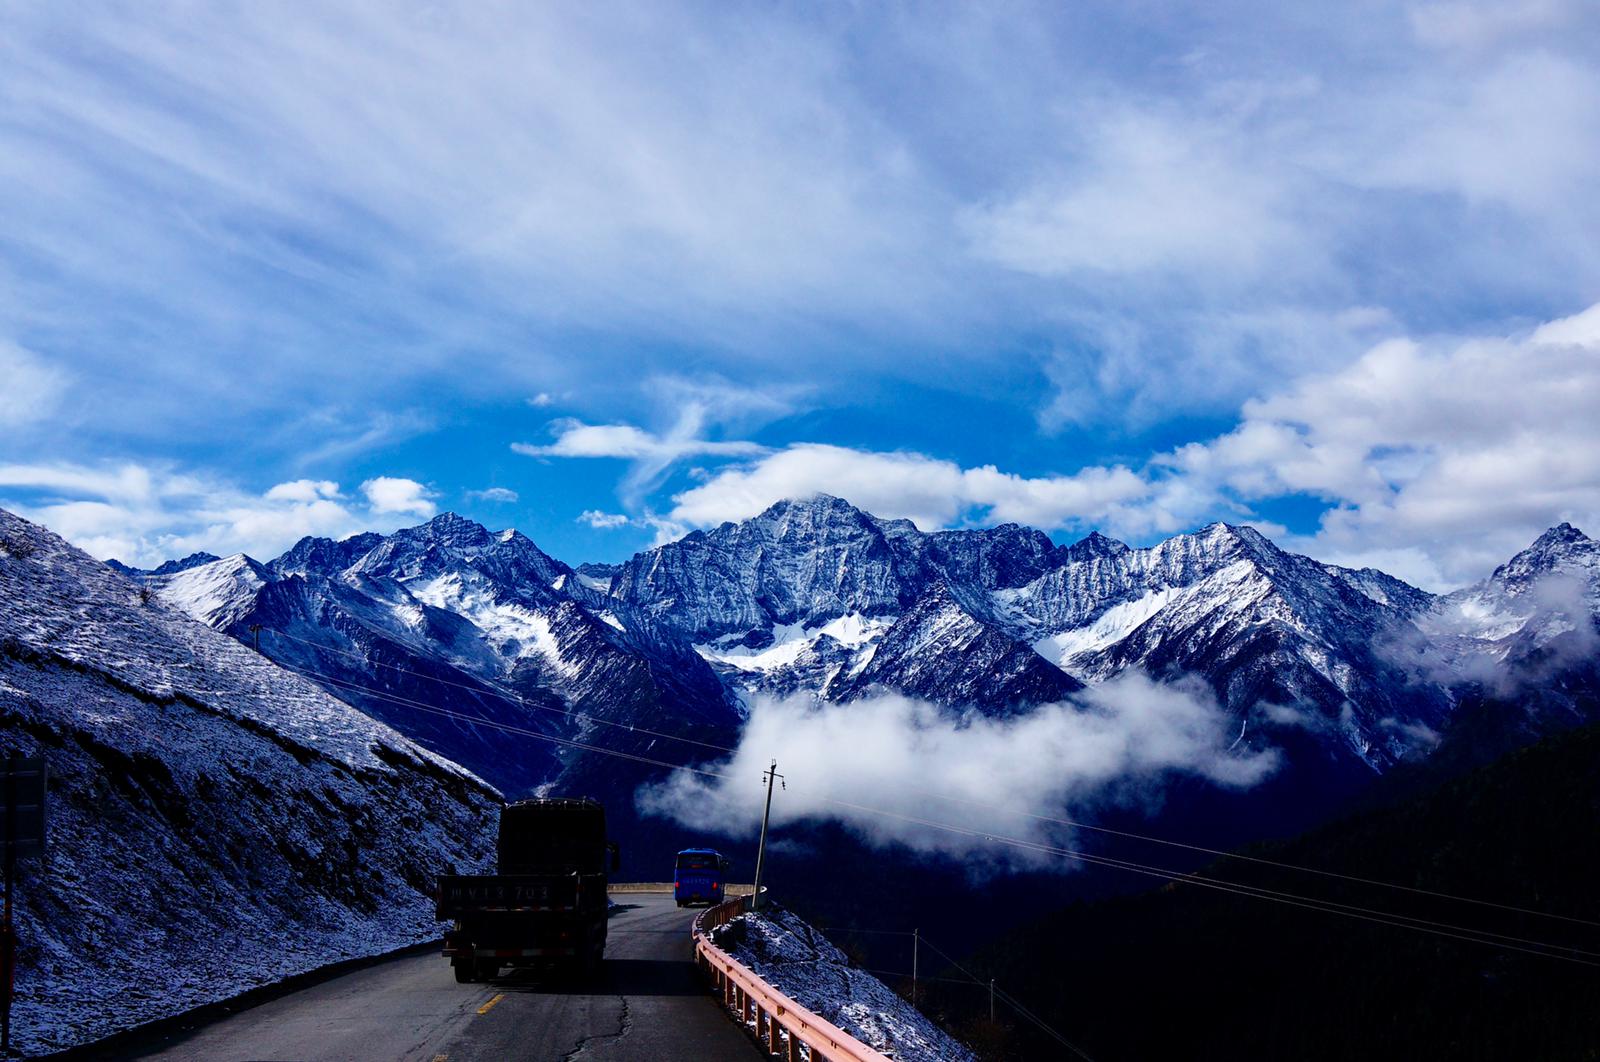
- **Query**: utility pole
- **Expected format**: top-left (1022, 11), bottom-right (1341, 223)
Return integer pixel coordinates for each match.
top-left (249, 624), bottom-right (263, 653)
top-left (989, 979), bottom-right (995, 1023)
top-left (751, 759), bottom-right (782, 913)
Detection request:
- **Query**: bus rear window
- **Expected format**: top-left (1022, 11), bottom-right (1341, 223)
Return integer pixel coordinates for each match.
top-left (676, 854), bottom-right (718, 871)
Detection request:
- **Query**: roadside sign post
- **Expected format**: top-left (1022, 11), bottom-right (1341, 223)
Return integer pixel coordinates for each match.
top-left (1, 754), bottom-right (47, 1059)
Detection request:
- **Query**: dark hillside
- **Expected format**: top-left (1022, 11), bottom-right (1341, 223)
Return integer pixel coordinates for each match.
top-left (944, 722), bottom-right (1600, 1061)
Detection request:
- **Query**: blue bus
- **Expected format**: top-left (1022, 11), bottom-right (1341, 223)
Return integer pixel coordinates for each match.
top-left (673, 847), bottom-right (730, 907)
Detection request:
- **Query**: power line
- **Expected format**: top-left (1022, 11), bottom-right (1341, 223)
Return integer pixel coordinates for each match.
top-left (911, 787), bottom-right (1600, 930)
top-left (264, 626), bottom-right (742, 755)
top-left (909, 931), bottom-right (1095, 1062)
top-left (818, 798), bottom-right (1600, 968)
top-left (266, 658), bottom-right (1600, 966)
top-left (888, 806), bottom-right (1600, 960)
top-left (272, 659), bottom-right (734, 782)
top-left (261, 623), bottom-right (1598, 932)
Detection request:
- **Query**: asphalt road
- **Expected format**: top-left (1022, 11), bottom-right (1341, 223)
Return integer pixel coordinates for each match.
top-left (119, 893), bottom-right (759, 1062)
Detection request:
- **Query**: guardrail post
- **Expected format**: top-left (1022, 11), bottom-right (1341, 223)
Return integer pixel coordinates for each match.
top-left (786, 1028), bottom-right (801, 1062)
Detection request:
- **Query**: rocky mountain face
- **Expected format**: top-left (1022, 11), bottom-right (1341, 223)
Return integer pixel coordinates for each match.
top-left (189, 513), bottom-right (740, 810)
top-left (0, 508), bottom-right (499, 1056)
top-left (120, 497), bottom-right (1600, 796)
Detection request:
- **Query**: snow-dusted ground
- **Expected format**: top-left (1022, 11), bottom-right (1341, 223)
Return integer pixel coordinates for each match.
top-left (0, 509), bottom-right (499, 1056)
top-left (711, 904), bottom-right (976, 1062)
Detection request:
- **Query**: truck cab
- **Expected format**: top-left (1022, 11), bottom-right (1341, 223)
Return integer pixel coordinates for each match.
top-left (673, 847), bottom-right (729, 907)
top-left (437, 797), bottom-right (620, 983)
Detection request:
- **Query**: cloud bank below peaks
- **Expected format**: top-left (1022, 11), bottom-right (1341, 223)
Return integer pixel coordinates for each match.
top-left (637, 672), bottom-right (1277, 870)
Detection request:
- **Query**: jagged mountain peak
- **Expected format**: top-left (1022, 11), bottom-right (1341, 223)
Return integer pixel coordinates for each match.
top-left (743, 493), bottom-right (887, 535)
top-left (1487, 522), bottom-right (1598, 591)
top-left (271, 531), bottom-right (384, 578)
top-left (1062, 530), bottom-right (1130, 563)
top-left (1522, 521), bottom-right (1593, 558)
top-left (398, 510), bottom-right (494, 543)
top-left (105, 550), bottom-right (224, 578)
top-left (151, 550), bottom-right (224, 576)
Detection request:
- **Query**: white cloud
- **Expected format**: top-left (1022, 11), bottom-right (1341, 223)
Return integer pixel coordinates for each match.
top-left (569, 302), bottom-right (1600, 589)
top-left (514, 421), bottom-right (765, 462)
top-left (515, 377), bottom-right (801, 511)
top-left (0, 341), bottom-right (68, 427)
top-left (1410, 0), bottom-right (1582, 51)
top-left (360, 477), bottom-right (437, 517)
top-left (264, 479), bottom-right (341, 503)
top-left (963, 108), bottom-right (1304, 280)
top-left (0, 463), bottom-right (440, 566)
top-left (1160, 303), bottom-right (1600, 586)
top-left (577, 509), bottom-right (630, 529)
top-left (468, 486), bottom-right (519, 504)
top-left (639, 674), bottom-right (1277, 865)
top-left (666, 443), bottom-right (1165, 536)
top-left (528, 393), bottom-right (555, 408)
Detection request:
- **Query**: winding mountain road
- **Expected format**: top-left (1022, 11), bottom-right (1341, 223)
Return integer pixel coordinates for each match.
top-left (116, 893), bottom-right (757, 1062)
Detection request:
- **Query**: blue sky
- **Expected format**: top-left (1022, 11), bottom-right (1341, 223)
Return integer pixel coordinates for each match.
top-left (2, 1), bottom-right (1599, 588)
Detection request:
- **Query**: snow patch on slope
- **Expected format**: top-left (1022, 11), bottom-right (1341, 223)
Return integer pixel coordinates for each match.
top-left (1031, 587), bottom-right (1177, 672)
top-left (711, 904), bottom-right (976, 1062)
top-left (694, 614), bottom-right (893, 673)
top-left (142, 553), bottom-right (265, 629)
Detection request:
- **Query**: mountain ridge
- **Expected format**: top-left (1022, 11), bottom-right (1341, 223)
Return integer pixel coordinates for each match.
top-left (108, 496), bottom-right (1600, 791)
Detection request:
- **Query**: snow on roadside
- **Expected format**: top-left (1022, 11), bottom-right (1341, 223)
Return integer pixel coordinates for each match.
top-left (710, 904), bottom-right (976, 1062)
top-left (0, 508), bottom-right (500, 1056)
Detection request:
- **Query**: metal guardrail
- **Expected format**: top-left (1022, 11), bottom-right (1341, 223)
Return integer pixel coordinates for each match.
top-left (607, 882), bottom-right (758, 896)
top-left (692, 895), bottom-right (892, 1062)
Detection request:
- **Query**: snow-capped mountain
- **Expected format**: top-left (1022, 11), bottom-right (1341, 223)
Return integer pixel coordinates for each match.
top-left (1425, 523), bottom-right (1599, 655)
top-left (122, 496), bottom-right (1600, 790)
top-left (0, 508), bottom-right (498, 1056)
top-left (590, 498), bottom-right (1451, 768)
top-left (598, 496), bottom-right (1080, 709)
top-left (116, 512), bottom-right (743, 848)
top-left (1397, 523), bottom-right (1600, 735)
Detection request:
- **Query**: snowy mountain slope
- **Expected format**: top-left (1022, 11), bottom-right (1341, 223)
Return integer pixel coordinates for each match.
top-left (992, 523), bottom-right (1448, 768)
top-left (119, 513), bottom-right (743, 853)
top-left (124, 495), bottom-right (1600, 788)
top-left (711, 903), bottom-right (976, 1062)
top-left (1423, 523), bottom-right (1599, 657)
top-left (141, 552), bottom-right (270, 629)
top-left (833, 582), bottom-right (1085, 710)
top-left (606, 495), bottom-right (922, 643)
top-left (1394, 525), bottom-right (1600, 753)
top-left (595, 500), bottom-right (1447, 766)
top-left (600, 496), bottom-right (1082, 706)
top-left (0, 508), bottom-right (498, 1056)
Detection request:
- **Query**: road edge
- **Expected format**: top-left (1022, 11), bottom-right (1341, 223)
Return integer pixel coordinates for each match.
top-left (38, 937), bottom-right (442, 1061)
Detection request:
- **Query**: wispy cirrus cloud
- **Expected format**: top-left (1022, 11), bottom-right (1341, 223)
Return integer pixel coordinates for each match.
top-left (0, 341), bottom-right (68, 427)
top-left (3, 2), bottom-right (1599, 572)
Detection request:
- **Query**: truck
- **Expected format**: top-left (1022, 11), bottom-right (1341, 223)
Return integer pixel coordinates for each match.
top-left (436, 797), bottom-right (620, 983)
top-left (673, 847), bottom-right (730, 907)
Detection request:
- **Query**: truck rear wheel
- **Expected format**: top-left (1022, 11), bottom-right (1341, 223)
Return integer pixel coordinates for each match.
top-left (453, 960), bottom-right (477, 984)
